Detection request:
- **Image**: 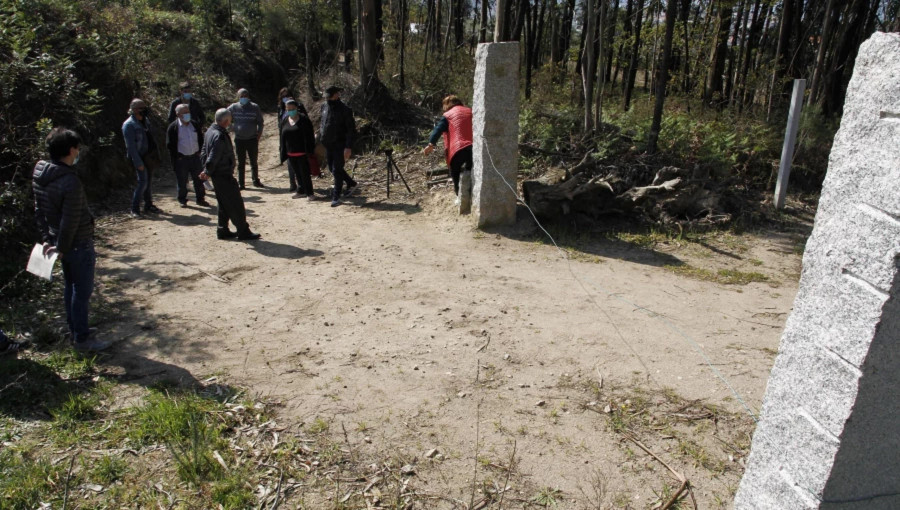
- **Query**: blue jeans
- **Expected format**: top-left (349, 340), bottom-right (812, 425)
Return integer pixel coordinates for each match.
top-left (131, 160), bottom-right (154, 213)
top-left (62, 240), bottom-right (95, 343)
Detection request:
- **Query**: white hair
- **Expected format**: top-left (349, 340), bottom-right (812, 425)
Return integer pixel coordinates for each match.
top-left (215, 108), bottom-right (232, 125)
top-left (175, 104), bottom-right (190, 115)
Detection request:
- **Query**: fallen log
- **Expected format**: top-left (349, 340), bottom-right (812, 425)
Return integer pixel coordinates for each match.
top-left (524, 164), bottom-right (730, 225)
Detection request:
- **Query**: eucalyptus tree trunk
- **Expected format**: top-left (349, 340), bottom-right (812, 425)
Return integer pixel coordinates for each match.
top-left (648, 0), bottom-right (678, 153)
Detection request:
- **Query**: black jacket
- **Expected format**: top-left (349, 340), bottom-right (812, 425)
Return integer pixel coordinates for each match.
top-left (318, 100), bottom-right (355, 149)
top-left (200, 124), bottom-right (235, 178)
top-left (166, 119), bottom-right (204, 168)
top-left (280, 114), bottom-right (316, 163)
top-left (167, 97), bottom-right (205, 125)
top-left (32, 161), bottom-right (94, 255)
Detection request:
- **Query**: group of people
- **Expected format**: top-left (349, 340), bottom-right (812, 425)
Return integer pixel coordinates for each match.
top-left (25, 83), bottom-right (473, 354)
top-left (28, 82), bottom-right (366, 352)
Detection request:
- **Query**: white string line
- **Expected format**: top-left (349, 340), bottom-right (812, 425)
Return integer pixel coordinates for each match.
top-left (480, 135), bottom-right (760, 422)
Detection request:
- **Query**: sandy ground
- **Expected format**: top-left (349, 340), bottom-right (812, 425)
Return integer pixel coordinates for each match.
top-left (93, 115), bottom-right (806, 508)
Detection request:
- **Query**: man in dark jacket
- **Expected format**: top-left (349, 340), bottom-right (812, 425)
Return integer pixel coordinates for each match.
top-left (318, 86), bottom-right (357, 207)
top-left (33, 128), bottom-right (109, 352)
top-left (167, 82), bottom-right (205, 126)
top-left (200, 109), bottom-right (260, 241)
top-left (166, 103), bottom-right (210, 208)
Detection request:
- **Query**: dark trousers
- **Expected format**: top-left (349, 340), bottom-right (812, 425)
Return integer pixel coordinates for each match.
top-left (131, 159), bottom-right (154, 213)
top-left (174, 154), bottom-right (205, 204)
top-left (449, 146), bottom-right (473, 196)
top-left (235, 138), bottom-right (259, 186)
top-left (62, 240), bottom-right (95, 343)
top-left (326, 146), bottom-right (356, 200)
top-left (211, 175), bottom-right (250, 234)
top-left (288, 155), bottom-right (313, 196)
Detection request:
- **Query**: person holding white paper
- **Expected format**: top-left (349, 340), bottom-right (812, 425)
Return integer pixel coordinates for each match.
top-left (32, 128), bottom-right (109, 352)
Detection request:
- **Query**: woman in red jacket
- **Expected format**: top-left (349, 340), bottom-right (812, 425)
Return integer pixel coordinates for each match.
top-left (424, 95), bottom-right (473, 202)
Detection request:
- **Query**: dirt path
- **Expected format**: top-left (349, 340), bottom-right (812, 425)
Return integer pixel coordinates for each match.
top-left (94, 114), bottom-right (804, 507)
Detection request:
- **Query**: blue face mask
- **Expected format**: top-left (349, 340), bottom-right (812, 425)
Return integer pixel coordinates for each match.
top-left (73, 150), bottom-right (81, 165)
top-left (183, 92), bottom-right (192, 100)
top-left (287, 109), bottom-right (298, 118)
top-left (239, 97), bottom-right (250, 106)
top-left (182, 113), bottom-right (192, 123)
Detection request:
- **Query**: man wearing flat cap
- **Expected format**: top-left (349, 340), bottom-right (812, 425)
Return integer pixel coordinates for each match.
top-left (227, 88), bottom-right (265, 189)
top-left (318, 86), bottom-right (358, 207)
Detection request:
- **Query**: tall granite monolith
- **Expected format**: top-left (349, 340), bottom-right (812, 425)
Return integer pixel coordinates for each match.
top-left (472, 42), bottom-right (519, 228)
top-left (735, 32), bottom-right (900, 509)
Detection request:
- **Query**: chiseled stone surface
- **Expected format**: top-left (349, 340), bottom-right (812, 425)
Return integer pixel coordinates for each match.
top-left (735, 32), bottom-right (900, 509)
top-left (472, 42), bottom-right (519, 228)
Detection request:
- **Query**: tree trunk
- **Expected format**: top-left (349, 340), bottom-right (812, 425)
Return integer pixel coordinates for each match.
top-left (582, 0), bottom-right (597, 131)
top-left (725, 0), bottom-right (748, 106)
top-left (480, 0), bottom-right (489, 42)
top-left (375, 0), bottom-right (384, 60)
top-left (679, 0), bottom-right (691, 94)
top-left (766, 0), bottom-right (793, 121)
top-left (808, 0), bottom-right (836, 106)
top-left (616, 0), bottom-right (634, 91)
top-left (399, 0), bottom-right (407, 89)
top-left (746, 0), bottom-right (772, 108)
top-left (605, 0), bottom-right (620, 87)
top-left (513, 0), bottom-right (528, 41)
top-left (454, 0), bottom-right (465, 46)
top-left (622, 0), bottom-right (645, 110)
top-left (648, 0), bottom-right (677, 153)
top-left (594, 0), bottom-right (608, 127)
top-left (495, 0), bottom-right (509, 41)
top-left (435, 0), bottom-right (443, 50)
top-left (526, 0), bottom-right (536, 99)
top-left (536, 0), bottom-right (549, 64)
top-left (705, 1), bottom-right (733, 106)
top-left (360, 0), bottom-right (379, 89)
top-left (341, 0), bottom-right (354, 69)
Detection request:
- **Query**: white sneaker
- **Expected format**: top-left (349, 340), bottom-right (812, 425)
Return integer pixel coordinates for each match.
top-left (454, 196), bottom-right (461, 207)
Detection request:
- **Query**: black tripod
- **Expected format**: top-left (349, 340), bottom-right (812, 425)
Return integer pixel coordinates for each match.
top-left (383, 149), bottom-right (411, 198)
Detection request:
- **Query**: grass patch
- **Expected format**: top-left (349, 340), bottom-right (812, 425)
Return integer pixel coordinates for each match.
top-left (52, 392), bottom-right (101, 429)
top-left (128, 390), bottom-right (223, 446)
top-left (90, 454), bottom-right (128, 484)
top-left (0, 449), bottom-right (69, 509)
top-left (665, 264), bottom-right (770, 285)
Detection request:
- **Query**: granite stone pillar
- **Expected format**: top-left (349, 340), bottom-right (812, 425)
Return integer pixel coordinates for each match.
top-left (472, 42), bottom-right (520, 228)
top-left (735, 32), bottom-right (900, 509)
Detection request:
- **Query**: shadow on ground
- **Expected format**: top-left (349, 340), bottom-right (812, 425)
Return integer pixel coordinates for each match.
top-left (250, 240), bottom-right (324, 259)
top-left (353, 196), bottom-right (422, 215)
top-left (482, 205), bottom-right (687, 268)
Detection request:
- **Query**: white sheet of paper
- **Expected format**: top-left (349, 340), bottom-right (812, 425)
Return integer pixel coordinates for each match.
top-left (26, 243), bottom-right (58, 281)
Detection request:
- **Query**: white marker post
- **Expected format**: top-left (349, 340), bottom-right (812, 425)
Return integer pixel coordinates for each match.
top-left (774, 79), bottom-right (806, 210)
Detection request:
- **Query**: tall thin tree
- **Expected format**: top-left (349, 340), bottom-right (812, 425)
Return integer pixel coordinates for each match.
top-left (648, 0), bottom-right (678, 153)
top-left (622, 0), bottom-right (645, 110)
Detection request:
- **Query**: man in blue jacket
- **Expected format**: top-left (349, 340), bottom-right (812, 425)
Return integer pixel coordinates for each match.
top-left (122, 98), bottom-right (161, 218)
top-left (227, 88), bottom-right (265, 189)
top-left (33, 128), bottom-right (109, 352)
